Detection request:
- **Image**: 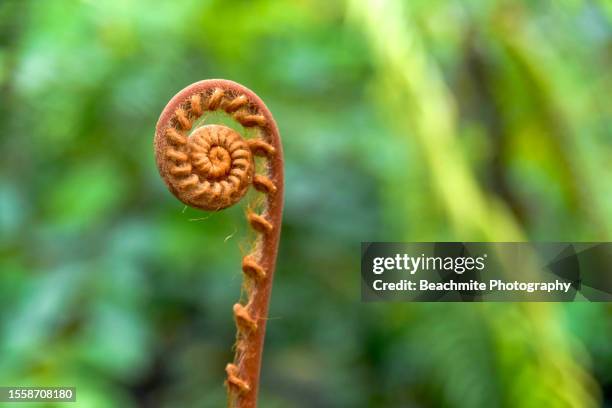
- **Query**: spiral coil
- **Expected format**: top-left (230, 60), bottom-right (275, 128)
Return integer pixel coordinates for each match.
top-left (155, 86), bottom-right (273, 211)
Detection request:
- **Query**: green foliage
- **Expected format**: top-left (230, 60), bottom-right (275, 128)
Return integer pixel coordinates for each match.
top-left (0, 0), bottom-right (610, 407)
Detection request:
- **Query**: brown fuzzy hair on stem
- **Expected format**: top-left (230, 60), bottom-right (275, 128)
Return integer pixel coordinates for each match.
top-left (154, 79), bottom-right (284, 408)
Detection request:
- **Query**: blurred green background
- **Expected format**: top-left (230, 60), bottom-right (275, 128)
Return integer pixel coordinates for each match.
top-left (0, 0), bottom-right (611, 407)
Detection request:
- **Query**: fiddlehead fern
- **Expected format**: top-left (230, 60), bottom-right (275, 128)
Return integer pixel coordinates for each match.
top-left (154, 79), bottom-right (284, 408)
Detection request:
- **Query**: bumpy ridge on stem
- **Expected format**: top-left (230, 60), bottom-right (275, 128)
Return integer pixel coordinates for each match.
top-left (154, 79), bottom-right (284, 408)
